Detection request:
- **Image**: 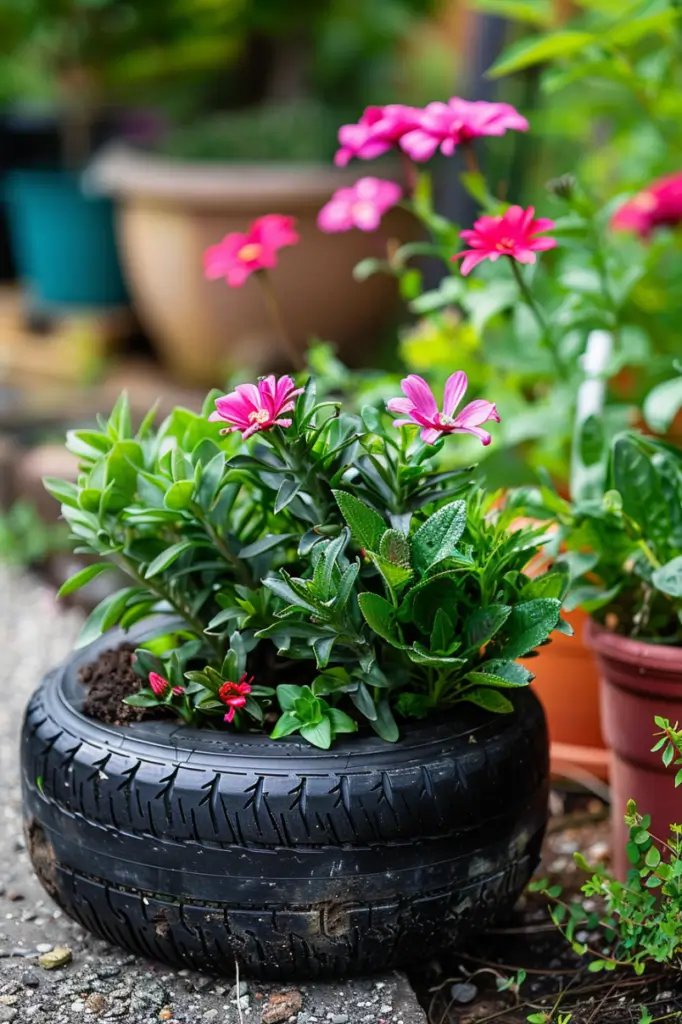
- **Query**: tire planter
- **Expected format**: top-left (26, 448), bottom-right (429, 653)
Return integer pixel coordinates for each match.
top-left (22, 628), bottom-right (550, 979)
top-left (588, 620), bottom-right (682, 880)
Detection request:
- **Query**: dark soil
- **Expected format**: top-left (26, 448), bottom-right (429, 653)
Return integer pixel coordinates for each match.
top-left (79, 644), bottom-right (153, 724)
top-left (411, 794), bottom-right (682, 1024)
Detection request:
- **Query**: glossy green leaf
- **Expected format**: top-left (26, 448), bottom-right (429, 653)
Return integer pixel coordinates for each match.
top-left (145, 541), bottom-right (196, 578)
top-left (498, 598), bottom-right (561, 659)
top-left (487, 31), bottom-right (594, 78)
top-left (466, 687), bottom-right (514, 713)
top-left (164, 480), bottom-right (195, 511)
top-left (57, 562), bottom-right (116, 598)
top-left (357, 592), bottom-right (403, 646)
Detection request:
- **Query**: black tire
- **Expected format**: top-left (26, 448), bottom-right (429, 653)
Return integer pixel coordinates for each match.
top-left (21, 626), bottom-right (549, 979)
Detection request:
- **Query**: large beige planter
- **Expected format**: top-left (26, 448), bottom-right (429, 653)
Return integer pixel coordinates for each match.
top-left (94, 147), bottom-right (413, 385)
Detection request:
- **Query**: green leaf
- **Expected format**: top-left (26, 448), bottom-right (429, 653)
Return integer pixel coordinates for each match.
top-left (333, 490), bottom-right (385, 551)
top-left (411, 499), bottom-right (467, 573)
top-left (431, 608), bottom-right (455, 653)
top-left (370, 554), bottom-right (414, 598)
top-left (44, 477), bottom-right (80, 508)
top-left (239, 534), bottom-right (294, 558)
top-left (465, 605), bottom-right (511, 649)
top-left (276, 684), bottom-right (303, 712)
top-left (487, 31), bottom-right (595, 78)
top-left (466, 688), bottom-right (514, 713)
top-left (643, 375), bottom-right (682, 434)
top-left (301, 718), bottom-right (332, 749)
top-left (76, 587), bottom-right (141, 648)
top-left (357, 592), bottom-right (404, 647)
top-left (645, 845), bottom-right (661, 869)
top-left (57, 562), bottom-right (116, 598)
top-left (607, 10), bottom-right (679, 46)
top-left (579, 414), bottom-right (605, 468)
top-left (478, 660), bottom-right (534, 685)
top-left (465, 670), bottom-right (529, 689)
top-left (612, 435), bottom-right (667, 546)
top-left (520, 572), bottom-right (568, 601)
top-left (379, 529), bottom-right (411, 567)
top-left (327, 708), bottom-right (358, 734)
top-left (467, 0), bottom-right (553, 26)
top-left (196, 451), bottom-right (225, 509)
top-left (270, 711), bottom-right (302, 739)
top-left (123, 691), bottom-right (160, 708)
top-left (164, 480), bottom-right (194, 511)
top-left (145, 541), bottom-right (195, 578)
top-left (275, 478), bottom-right (302, 514)
top-left (349, 681), bottom-right (377, 721)
top-left (652, 556), bottom-right (682, 598)
top-left (498, 598), bottom-right (561, 659)
top-left (371, 698), bottom-right (399, 742)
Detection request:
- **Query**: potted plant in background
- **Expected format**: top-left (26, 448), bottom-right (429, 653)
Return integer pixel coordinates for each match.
top-left (90, 0), bottom-right (453, 384)
top-left (23, 356), bottom-right (568, 975)
top-left (537, 426), bottom-right (682, 878)
top-left (0, 0), bottom-right (238, 313)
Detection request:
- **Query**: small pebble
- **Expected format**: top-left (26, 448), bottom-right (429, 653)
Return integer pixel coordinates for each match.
top-left (35, 944), bottom-right (53, 954)
top-left (21, 971), bottom-right (40, 988)
top-left (450, 983), bottom-right (478, 1005)
top-left (71, 999), bottom-right (85, 1013)
top-left (331, 1015), bottom-right (349, 1023)
top-left (232, 982), bottom-right (249, 997)
top-left (38, 945), bottom-right (72, 970)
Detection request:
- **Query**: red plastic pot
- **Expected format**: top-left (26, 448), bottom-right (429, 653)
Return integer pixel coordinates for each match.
top-left (587, 620), bottom-right (682, 879)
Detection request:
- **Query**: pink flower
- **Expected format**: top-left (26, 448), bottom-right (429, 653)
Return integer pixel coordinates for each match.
top-left (453, 205), bottom-right (556, 276)
top-left (219, 674), bottom-right (253, 723)
top-left (317, 177), bottom-right (402, 233)
top-left (387, 372), bottom-right (500, 446)
top-left (149, 672), bottom-right (168, 698)
top-left (400, 98), bottom-right (529, 162)
top-left (612, 172), bottom-right (682, 238)
top-left (209, 374), bottom-right (304, 440)
top-left (148, 672), bottom-right (184, 698)
top-left (203, 214), bottom-right (299, 288)
top-left (334, 105), bottom-right (421, 167)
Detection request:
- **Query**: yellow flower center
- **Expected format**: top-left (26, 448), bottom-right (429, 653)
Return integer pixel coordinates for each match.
top-left (248, 408), bottom-right (270, 425)
top-left (495, 238), bottom-right (516, 251)
top-left (238, 243), bottom-right (263, 262)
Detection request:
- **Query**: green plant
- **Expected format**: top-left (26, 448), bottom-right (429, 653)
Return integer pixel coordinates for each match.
top-left (530, 429), bottom-right (682, 640)
top-left (45, 376), bottom-right (566, 747)
top-left (531, 716), bottom-right (682, 975)
top-left (0, 500), bottom-right (70, 568)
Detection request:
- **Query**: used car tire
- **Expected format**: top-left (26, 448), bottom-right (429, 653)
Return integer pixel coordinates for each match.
top-left (21, 627), bottom-right (549, 979)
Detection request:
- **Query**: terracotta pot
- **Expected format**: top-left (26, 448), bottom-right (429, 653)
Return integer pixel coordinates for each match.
top-left (587, 619), bottom-right (682, 879)
top-left (531, 608), bottom-right (608, 779)
top-left (94, 147), bottom-right (415, 385)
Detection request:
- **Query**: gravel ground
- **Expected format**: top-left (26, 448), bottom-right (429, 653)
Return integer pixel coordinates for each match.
top-left (0, 568), bottom-right (426, 1024)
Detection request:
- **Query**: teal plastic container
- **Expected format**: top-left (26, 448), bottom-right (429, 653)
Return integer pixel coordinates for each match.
top-left (5, 170), bottom-right (128, 308)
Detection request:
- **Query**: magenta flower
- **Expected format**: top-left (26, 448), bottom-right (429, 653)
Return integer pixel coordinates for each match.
top-left (611, 172), bottom-right (682, 238)
top-left (334, 105), bottom-right (421, 167)
top-left (387, 372), bottom-right (500, 446)
top-left (148, 673), bottom-right (184, 698)
top-left (209, 374), bottom-right (304, 440)
top-left (400, 98), bottom-right (529, 162)
top-left (219, 675), bottom-right (253, 723)
top-left (453, 205), bottom-right (556, 276)
top-left (203, 214), bottom-right (299, 288)
top-left (317, 177), bottom-right (402, 233)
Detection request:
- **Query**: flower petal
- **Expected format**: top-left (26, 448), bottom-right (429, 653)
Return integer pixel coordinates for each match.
top-left (443, 371), bottom-right (468, 417)
top-left (420, 427), bottom-right (443, 445)
top-left (386, 397), bottom-right (414, 415)
top-left (454, 399), bottom-right (500, 428)
top-left (401, 375), bottom-right (438, 417)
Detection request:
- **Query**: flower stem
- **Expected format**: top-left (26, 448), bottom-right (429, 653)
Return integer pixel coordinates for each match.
top-left (256, 271), bottom-right (304, 371)
top-left (509, 258), bottom-right (563, 377)
top-left (462, 142), bottom-right (480, 175)
top-left (400, 151), bottom-right (418, 198)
